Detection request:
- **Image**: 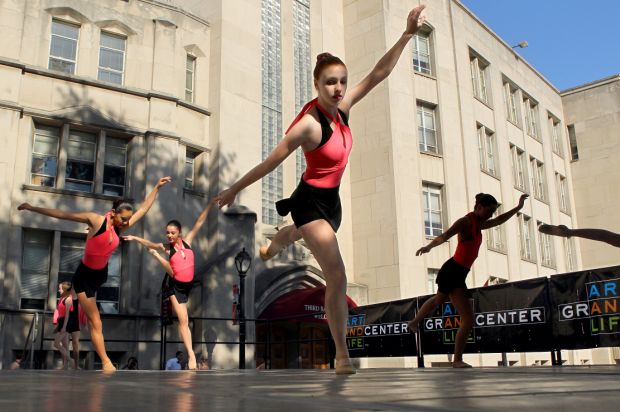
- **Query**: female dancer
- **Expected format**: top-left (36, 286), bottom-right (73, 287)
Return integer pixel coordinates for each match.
top-left (215, 5), bottom-right (427, 374)
top-left (18, 176), bottom-right (171, 371)
top-left (123, 199), bottom-right (216, 370)
top-left (408, 193), bottom-right (528, 368)
top-left (54, 282), bottom-right (72, 369)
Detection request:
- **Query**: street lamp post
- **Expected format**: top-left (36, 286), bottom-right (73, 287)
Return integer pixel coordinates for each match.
top-left (235, 247), bottom-right (252, 369)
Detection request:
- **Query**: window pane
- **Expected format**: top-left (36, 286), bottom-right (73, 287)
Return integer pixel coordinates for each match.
top-left (48, 58), bottom-right (75, 74)
top-left (50, 36), bottom-right (77, 60)
top-left (99, 48), bottom-right (124, 71)
top-left (66, 161), bottom-right (95, 181)
top-left (22, 230), bottom-right (52, 299)
top-left (52, 21), bottom-right (79, 39)
top-left (100, 33), bottom-right (125, 51)
top-left (104, 145), bottom-right (126, 167)
top-left (64, 180), bottom-right (92, 192)
top-left (31, 155), bottom-right (57, 176)
top-left (68, 131), bottom-right (96, 160)
top-left (103, 185), bottom-right (124, 197)
top-left (103, 165), bottom-right (125, 186)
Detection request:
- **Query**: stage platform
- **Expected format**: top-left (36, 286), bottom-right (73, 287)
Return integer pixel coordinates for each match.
top-left (2, 366), bottom-right (619, 411)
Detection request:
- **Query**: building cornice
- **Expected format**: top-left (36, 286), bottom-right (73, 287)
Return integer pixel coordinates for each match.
top-left (560, 74), bottom-right (620, 96)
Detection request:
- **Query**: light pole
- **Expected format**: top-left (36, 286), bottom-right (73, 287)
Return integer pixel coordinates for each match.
top-left (235, 247), bottom-right (252, 369)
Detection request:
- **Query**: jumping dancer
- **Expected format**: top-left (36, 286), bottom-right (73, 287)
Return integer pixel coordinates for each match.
top-left (123, 199), bottom-right (216, 370)
top-left (215, 5), bottom-right (428, 374)
top-left (18, 176), bottom-right (171, 371)
top-left (539, 224), bottom-right (620, 248)
top-left (408, 193), bottom-right (528, 368)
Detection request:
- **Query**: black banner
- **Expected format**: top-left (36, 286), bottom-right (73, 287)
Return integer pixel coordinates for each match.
top-left (550, 266), bottom-right (620, 349)
top-left (346, 298), bottom-right (417, 358)
top-left (419, 277), bottom-right (553, 355)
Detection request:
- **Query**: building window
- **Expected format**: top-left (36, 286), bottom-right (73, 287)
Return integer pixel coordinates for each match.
top-left (556, 173), bottom-right (570, 214)
top-left (184, 149), bottom-right (199, 190)
top-left (567, 124), bottom-right (579, 160)
top-left (60, 234), bottom-right (121, 314)
top-left (529, 157), bottom-right (547, 202)
top-left (49, 19), bottom-right (80, 74)
top-left (549, 115), bottom-right (564, 156)
top-left (503, 81), bottom-right (520, 126)
top-left (477, 124), bottom-right (497, 176)
top-left (564, 237), bottom-right (577, 271)
top-left (470, 53), bottom-right (490, 104)
top-left (103, 137), bottom-right (128, 196)
top-left (423, 183), bottom-right (443, 237)
top-left (31, 125), bottom-right (60, 187)
top-left (65, 130), bottom-right (97, 192)
top-left (185, 55), bottom-right (196, 102)
top-left (510, 144), bottom-right (528, 192)
top-left (98, 32), bottom-right (126, 85)
top-left (261, 0), bottom-right (283, 225)
top-left (30, 123), bottom-right (129, 196)
top-left (417, 103), bottom-right (439, 153)
top-left (412, 29), bottom-right (432, 75)
top-left (293, 0), bottom-right (311, 182)
top-left (486, 207), bottom-right (506, 252)
top-left (538, 221), bottom-right (555, 268)
top-left (517, 213), bottom-right (535, 262)
top-left (523, 97), bottom-right (539, 139)
top-left (427, 269), bottom-right (439, 294)
top-left (20, 230), bottom-right (53, 310)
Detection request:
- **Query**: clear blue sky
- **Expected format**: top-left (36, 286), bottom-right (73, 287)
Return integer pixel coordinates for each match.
top-left (460, 0), bottom-right (620, 90)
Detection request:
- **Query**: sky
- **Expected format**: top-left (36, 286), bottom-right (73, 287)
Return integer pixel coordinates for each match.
top-left (459, 0), bottom-right (620, 90)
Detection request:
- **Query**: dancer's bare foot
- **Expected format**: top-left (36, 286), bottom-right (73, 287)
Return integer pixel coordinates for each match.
top-left (188, 354), bottom-right (197, 370)
top-left (102, 361), bottom-right (116, 372)
top-left (538, 224), bottom-right (571, 237)
top-left (259, 245), bottom-right (276, 261)
top-left (407, 320), bottom-right (419, 334)
top-left (452, 360), bottom-right (472, 368)
top-left (335, 357), bottom-right (356, 375)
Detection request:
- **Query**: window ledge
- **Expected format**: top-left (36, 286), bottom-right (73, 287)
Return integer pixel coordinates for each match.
top-left (22, 185), bottom-right (129, 202)
top-left (541, 263), bottom-right (557, 270)
top-left (513, 186), bottom-right (530, 194)
top-left (552, 150), bottom-right (565, 159)
top-left (420, 150), bottom-right (443, 159)
top-left (560, 209), bottom-right (572, 217)
top-left (520, 257), bottom-right (537, 264)
top-left (474, 96), bottom-right (493, 110)
top-left (488, 247), bottom-right (508, 256)
top-left (481, 169), bottom-right (501, 181)
top-left (507, 119), bottom-right (521, 129)
top-left (533, 196), bottom-right (549, 206)
top-left (414, 72), bottom-right (437, 81)
top-left (182, 188), bottom-right (207, 198)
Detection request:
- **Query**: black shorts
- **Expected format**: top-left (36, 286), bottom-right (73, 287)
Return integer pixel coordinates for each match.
top-left (72, 262), bottom-right (108, 299)
top-left (66, 306), bottom-right (80, 333)
top-left (164, 275), bottom-right (193, 304)
top-left (436, 258), bottom-right (471, 295)
top-left (55, 317), bottom-right (65, 333)
top-left (276, 178), bottom-right (342, 232)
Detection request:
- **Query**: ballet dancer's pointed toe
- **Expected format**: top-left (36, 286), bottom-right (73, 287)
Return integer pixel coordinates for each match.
top-left (452, 361), bottom-right (472, 368)
top-left (335, 358), bottom-right (356, 375)
top-left (102, 361), bottom-right (117, 372)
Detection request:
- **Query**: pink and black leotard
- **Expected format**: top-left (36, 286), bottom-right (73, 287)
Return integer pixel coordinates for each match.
top-left (72, 212), bottom-right (120, 298)
top-left (435, 213), bottom-right (483, 294)
top-left (165, 240), bottom-right (195, 304)
top-left (275, 98), bottom-right (353, 232)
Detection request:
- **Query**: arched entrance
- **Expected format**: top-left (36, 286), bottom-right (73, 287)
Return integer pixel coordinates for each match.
top-left (255, 285), bottom-right (357, 369)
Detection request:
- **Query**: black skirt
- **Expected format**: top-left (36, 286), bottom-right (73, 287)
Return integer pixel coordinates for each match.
top-left (436, 258), bottom-right (471, 295)
top-left (276, 179), bottom-right (342, 232)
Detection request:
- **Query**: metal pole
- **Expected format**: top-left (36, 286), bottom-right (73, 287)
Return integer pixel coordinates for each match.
top-left (30, 313), bottom-right (38, 369)
top-left (239, 273), bottom-right (246, 369)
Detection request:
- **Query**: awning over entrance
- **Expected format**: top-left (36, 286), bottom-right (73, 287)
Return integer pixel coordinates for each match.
top-left (258, 287), bottom-right (357, 323)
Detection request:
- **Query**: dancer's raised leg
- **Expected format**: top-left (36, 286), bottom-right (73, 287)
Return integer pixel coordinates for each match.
top-left (260, 224), bottom-right (303, 261)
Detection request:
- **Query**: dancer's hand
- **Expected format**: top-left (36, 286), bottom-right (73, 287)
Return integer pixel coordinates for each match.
top-left (156, 176), bottom-right (172, 188)
top-left (214, 188), bottom-right (237, 209)
top-left (17, 202), bottom-right (32, 211)
top-left (404, 4), bottom-right (426, 36)
top-left (416, 245), bottom-right (431, 256)
top-left (122, 235), bottom-right (137, 242)
top-left (517, 193), bottom-right (529, 209)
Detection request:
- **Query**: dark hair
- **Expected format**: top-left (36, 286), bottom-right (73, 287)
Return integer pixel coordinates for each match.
top-left (112, 198), bottom-right (134, 213)
top-left (167, 220), bottom-right (182, 231)
top-left (475, 193), bottom-right (499, 208)
top-left (313, 53), bottom-right (346, 80)
top-left (176, 351), bottom-right (183, 357)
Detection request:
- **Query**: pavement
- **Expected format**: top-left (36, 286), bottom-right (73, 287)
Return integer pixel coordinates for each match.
top-left (1, 366), bottom-right (619, 411)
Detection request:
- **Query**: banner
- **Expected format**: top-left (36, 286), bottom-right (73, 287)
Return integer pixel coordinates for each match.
top-left (550, 266), bottom-right (620, 349)
top-left (346, 298), bottom-right (417, 358)
top-left (419, 277), bottom-right (553, 355)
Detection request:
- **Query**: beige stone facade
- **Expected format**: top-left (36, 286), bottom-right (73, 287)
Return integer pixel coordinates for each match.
top-left (0, 0), bottom-right (616, 369)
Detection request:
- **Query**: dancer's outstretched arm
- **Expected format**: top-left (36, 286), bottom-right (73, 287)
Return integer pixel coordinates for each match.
top-left (123, 235), bottom-right (172, 274)
top-left (416, 217), bottom-right (468, 256)
top-left (17, 203), bottom-right (100, 228)
top-left (340, 5), bottom-right (426, 112)
top-left (481, 194), bottom-right (528, 229)
top-left (539, 225), bottom-right (620, 248)
top-left (215, 122), bottom-right (312, 208)
top-left (126, 176), bottom-right (172, 228)
top-left (184, 199), bottom-right (217, 245)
